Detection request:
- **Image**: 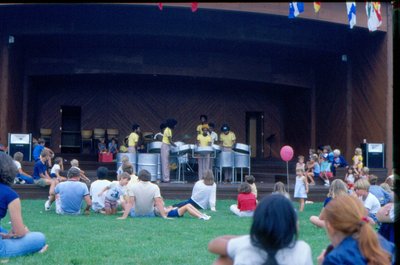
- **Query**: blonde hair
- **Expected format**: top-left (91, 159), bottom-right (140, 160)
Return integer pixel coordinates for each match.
top-left (355, 147), bottom-right (362, 155)
top-left (354, 179), bottom-right (370, 192)
top-left (202, 170), bottom-right (215, 186)
top-left (324, 195), bottom-right (391, 265)
top-left (362, 167), bottom-right (370, 174)
top-left (327, 179), bottom-right (348, 198)
top-left (70, 159), bottom-right (79, 167)
top-left (380, 183), bottom-right (392, 193)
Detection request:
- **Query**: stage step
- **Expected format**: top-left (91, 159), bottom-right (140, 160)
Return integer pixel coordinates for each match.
top-left (12, 182), bottom-right (331, 202)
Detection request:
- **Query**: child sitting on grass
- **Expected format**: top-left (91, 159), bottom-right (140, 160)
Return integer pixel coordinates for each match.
top-left (98, 172), bottom-right (130, 215)
top-left (230, 183), bottom-right (257, 217)
top-left (245, 175), bottom-right (257, 199)
top-left (272, 181), bottom-right (290, 199)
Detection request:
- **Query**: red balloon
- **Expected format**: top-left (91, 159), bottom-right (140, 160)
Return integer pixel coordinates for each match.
top-left (280, 145), bottom-right (294, 162)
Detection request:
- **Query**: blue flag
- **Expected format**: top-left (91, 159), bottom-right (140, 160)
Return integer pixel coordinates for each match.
top-left (289, 2), bottom-right (304, 18)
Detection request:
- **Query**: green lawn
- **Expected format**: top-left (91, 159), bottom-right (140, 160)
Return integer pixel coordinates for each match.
top-left (1, 200), bottom-right (329, 265)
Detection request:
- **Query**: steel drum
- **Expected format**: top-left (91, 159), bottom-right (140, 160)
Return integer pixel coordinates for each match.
top-left (233, 143), bottom-right (251, 154)
top-left (234, 152), bottom-right (250, 168)
top-left (194, 146), bottom-right (214, 155)
top-left (137, 153), bottom-right (161, 181)
top-left (215, 151), bottom-right (234, 168)
top-left (212, 144), bottom-right (221, 153)
top-left (116, 153), bottom-right (137, 171)
top-left (148, 141), bottom-right (162, 153)
top-left (171, 141), bottom-right (185, 154)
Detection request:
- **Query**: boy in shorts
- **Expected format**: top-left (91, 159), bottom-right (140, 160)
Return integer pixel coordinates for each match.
top-left (98, 173), bottom-right (131, 215)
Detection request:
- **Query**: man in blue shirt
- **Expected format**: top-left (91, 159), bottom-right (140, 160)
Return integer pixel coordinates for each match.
top-left (54, 167), bottom-right (92, 215)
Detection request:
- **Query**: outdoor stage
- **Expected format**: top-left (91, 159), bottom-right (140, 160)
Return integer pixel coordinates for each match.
top-left (14, 154), bottom-right (388, 202)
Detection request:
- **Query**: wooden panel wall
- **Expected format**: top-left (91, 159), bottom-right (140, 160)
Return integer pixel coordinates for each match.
top-left (31, 75), bottom-right (287, 156)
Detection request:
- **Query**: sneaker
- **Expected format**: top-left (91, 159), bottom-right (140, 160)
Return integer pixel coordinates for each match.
top-left (44, 200), bottom-right (51, 211)
top-left (200, 214), bottom-right (211, 221)
top-left (324, 182), bottom-right (330, 187)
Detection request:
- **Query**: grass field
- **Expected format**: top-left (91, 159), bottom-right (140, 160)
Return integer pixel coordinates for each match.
top-left (1, 199), bottom-right (330, 265)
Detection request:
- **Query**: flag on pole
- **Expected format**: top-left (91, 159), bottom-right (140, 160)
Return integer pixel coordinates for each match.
top-left (366, 2), bottom-right (382, 31)
top-left (158, 3), bottom-right (163, 11)
top-left (346, 2), bottom-right (357, 29)
top-left (314, 2), bottom-right (321, 13)
top-left (191, 2), bottom-right (198, 12)
top-left (288, 2), bottom-right (304, 18)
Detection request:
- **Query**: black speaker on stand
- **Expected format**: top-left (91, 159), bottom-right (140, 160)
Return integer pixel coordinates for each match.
top-left (360, 143), bottom-right (385, 168)
top-left (8, 133), bottom-right (32, 161)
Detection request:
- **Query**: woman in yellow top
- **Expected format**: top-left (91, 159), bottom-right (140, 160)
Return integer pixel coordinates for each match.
top-left (160, 119), bottom-right (177, 183)
top-left (219, 124), bottom-right (236, 183)
top-left (197, 124), bottom-right (212, 180)
top-left (128, 124), bottom-right (140, 154)
top-left (196, 115), bottom-right (208, 135)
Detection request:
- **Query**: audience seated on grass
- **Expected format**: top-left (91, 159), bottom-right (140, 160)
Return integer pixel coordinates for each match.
top-left (44, 157), bottom-right (66, 211)
top-left (157, 199), bottom-right (211, 220)
top-left (272, 181), bottom-right (290, 200)
top-left (98, 172), bottom-right (130, 215)
top-left (173, 170), bottom-right (217, 211)
top-left (310, 179), bottom-right (348, 228)
top-left (90, 166), bottom-right (111, 213)
top-left (317, 195), bottom-right (394, 265)
top-left (118, 169), bottom-right (168, 219)
top-left (368, 175), bottom-right (392, 206)
top-left (245, 175), bottom-right (258, 199)
top-left (54, 167), bottom-right (92, 215)
top-left (0, 152), bottom-right (47, 258)
top-left (353, 179), bottom-right (381, 224)
top-left (230, 183), bottom-right (257, 217)
top-left (376, 202), bottom-right (395, 244)
top-left (208, 194), bottom-right (313, 265)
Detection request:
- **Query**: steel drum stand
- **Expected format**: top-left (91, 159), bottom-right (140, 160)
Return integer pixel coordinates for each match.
top-left (171, 152), bottom-right (187, 184)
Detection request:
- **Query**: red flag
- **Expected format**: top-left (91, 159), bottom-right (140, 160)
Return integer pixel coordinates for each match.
top-left (191, 2), bottom-right (198, 12)
top-left (158, 3), bottom-right (163, 11)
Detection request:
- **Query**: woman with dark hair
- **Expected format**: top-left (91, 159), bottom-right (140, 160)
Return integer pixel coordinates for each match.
top-left (160, 119), bottom-right (177, 183)
top-left (208, 194), bottom-right (313, 265)
top-left (0, 153), bottom-right (47, 258)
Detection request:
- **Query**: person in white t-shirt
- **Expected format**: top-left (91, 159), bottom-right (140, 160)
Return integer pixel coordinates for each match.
top-left (13, 152), bottom-right (34, 184)
top-left (208, 194), bottom-right (313, 265)
top-left (89, 167), bottom-right (111, 212)
top-left (172, 170), bottom-right (217, 211)
top-left (354, 178), bottom-right (381, 224)
top-left (118, 169), bottom-right (168, 219)
top-left (98, 173), bottom-right (130, 215)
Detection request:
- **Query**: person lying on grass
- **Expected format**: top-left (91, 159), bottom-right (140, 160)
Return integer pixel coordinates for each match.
top-left (156, 198), bottom-right (211, 220)
top-left (98, 173), bottom-right (130, 215)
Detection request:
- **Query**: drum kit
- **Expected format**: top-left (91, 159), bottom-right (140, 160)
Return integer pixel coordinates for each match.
top-left (117, 141), bottom-right (251, 183)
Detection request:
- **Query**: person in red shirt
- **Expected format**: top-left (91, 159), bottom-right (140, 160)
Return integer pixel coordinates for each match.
top-left (230, 183), bottom-right (257, 217)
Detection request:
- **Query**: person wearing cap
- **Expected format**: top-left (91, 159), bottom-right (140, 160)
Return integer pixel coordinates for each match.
top-left (196, 115), bottom-right (208, 135)
top-left (54, 167), bottom-right (92, 215)
top-left (219, 124), bottom-right (236, 183)
top-left (160, 119), bottom-right (177, 183)
top-left (128, 124), bottom-right (140, 154)
top-left (197, 124), bottom-right (212, 180)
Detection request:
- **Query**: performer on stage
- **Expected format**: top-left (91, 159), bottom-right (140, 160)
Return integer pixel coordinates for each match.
top-left (219, 124), bottom-right (236, 183)
top-left (197, 124), bottom-right (212, 180)
top-left (160, 119), bottom-right (177, 183)
top-left (196, 115), bottom-right (208, 135)
top-left (154, 123), bottom-right (166, 142)
top-left (208, 122), bottom-right (218, 144)
top-left (128, 124), bottom-right (140, 154)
